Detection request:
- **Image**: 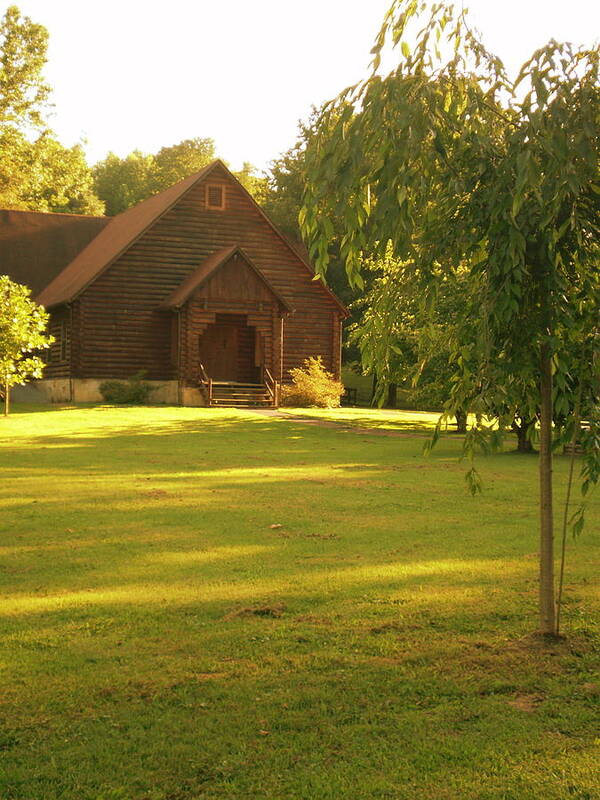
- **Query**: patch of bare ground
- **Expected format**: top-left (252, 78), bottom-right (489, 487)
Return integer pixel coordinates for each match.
top-left (449, 632), bottom-right (596, 675)
top-left (223, 604), bottom-right (287, 620)
top-left (508, 693), bottom-right (544, 712)
top-left (370, 622), bottom-right (405, 635)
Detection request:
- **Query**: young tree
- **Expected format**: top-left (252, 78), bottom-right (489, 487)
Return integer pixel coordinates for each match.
top-left (301, 1), bottom-right (600, 635)
top-left (0, 276), bottom-right (53, 416)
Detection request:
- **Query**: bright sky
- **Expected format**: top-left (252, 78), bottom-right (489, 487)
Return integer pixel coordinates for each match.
top-left (10, 0), bottom-right (600, 171)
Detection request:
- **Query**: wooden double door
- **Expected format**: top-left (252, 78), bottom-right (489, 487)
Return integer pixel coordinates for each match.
top-left (198, 314), bottom-right (261, 382)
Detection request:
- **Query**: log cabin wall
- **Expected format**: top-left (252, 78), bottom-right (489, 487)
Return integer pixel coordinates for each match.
top-left (44, 306), bottom-right (71, 379)
top-left (70, 299), bottom-right (83, 378)
top-left (74, 163), bottom-right (343, 382)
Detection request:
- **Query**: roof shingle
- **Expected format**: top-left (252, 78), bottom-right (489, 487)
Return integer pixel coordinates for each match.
top-left (36, 163), bottom-right (215, 308)
top-left (0, 209), bottom-right (108, 296)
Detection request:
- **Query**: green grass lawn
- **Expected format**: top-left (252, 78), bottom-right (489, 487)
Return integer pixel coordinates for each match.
top-left (1, 405), bottom-right (598, 800)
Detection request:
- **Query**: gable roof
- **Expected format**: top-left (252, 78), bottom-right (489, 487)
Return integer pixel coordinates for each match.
top-left (35, 159), bottom-right (348, 316)
top-left (0, 209), bottom-right (108, 295)
top-left (221, 163), bottom-right (348, 317)
top-left (36, 163), bottom-right (215, 308)
top-left (161, 245), bottom-right (292, 312)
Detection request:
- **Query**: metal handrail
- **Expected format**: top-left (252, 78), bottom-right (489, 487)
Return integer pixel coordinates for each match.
top-left (263, 367), bottom-right (278, 407)
top-left (199, 363), bottom-right (212, 405)
top-left (263, 367), bottom-right (274, 398)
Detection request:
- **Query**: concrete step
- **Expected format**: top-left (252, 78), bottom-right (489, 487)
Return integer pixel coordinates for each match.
top-left (210, 398), bottom-right (274, 407)
top-left (211, 382), bottom-right (264, 388)
top-left (212, 391), bottom-right (271, 399)
top-left (206, 381), bottom-right (275, 408)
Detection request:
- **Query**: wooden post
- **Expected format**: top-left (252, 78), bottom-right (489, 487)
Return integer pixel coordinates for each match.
top-left (339, 317), bottom-right (343, 381)
top-left (280, 316), bottom-right (285, 384)
top-left (177, 309), bottom-right (183, 406)
top-left (539, 341), bottom-right (556, 635)
top-left (331, 312), bottom-right (342, 380)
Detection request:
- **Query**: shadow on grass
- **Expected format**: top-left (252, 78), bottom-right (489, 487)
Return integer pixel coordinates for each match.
top-left (1, 407), bottom-right (599, 800)
top-left (0, 406), bottom-right (536, 619)
top-left (279, 407), bottom-right (441, 433)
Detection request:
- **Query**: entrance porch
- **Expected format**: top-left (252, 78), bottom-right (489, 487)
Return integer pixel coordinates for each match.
top-left (196, 313), bottom-right (277, 407)
top-left (161, 245), bottom-right (291, 407)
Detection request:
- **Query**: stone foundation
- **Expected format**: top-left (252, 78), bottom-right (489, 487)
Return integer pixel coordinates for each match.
top-left (34, 378), bottom-right (182, 405)
top-left (34, 378), bottom-right (72, 403)
top-left (180, 386), bottom-right (207, 407)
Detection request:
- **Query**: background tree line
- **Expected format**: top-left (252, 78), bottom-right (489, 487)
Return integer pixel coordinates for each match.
top-left (93, 143), bottom-right (268, 216)
top-left (0, 6), bottom-right (101, 214)
top-left (0, 6), bottom-right (268, 217)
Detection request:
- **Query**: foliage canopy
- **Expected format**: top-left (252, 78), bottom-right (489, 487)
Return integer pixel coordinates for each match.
top-left (300, 0), bottom-right (600, 635)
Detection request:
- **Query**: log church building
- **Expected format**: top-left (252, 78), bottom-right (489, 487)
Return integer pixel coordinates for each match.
top-left (0, 160), bottom-right (347, 406)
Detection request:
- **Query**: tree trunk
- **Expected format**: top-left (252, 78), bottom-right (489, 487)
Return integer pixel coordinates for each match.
top-left (511, 417), bottom-right (534, 453)
top-left (386, 383), bottom-right (397, 408)
top-left (3, 376), bottom-right (8, 417)
top-left (539, 343), bottom-right (556, 635)
top-left (455, 408), bottom-right (467, 434)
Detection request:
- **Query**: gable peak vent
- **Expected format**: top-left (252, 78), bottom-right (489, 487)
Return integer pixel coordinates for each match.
top-left (206, 184), bottom-right (225, 210)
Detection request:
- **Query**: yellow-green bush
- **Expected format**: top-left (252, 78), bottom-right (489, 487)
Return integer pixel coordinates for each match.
top-left (281, 357), bottom-right (344, 408)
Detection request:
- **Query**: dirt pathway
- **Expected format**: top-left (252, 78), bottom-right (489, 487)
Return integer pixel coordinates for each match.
top-left (246, 408), bottom-right (430, 438)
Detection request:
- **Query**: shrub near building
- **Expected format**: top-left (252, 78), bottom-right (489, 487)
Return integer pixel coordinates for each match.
top-left (99, 372), bottom-right (156, 404)
top-left (281, 357), bottom-right (344, 408)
